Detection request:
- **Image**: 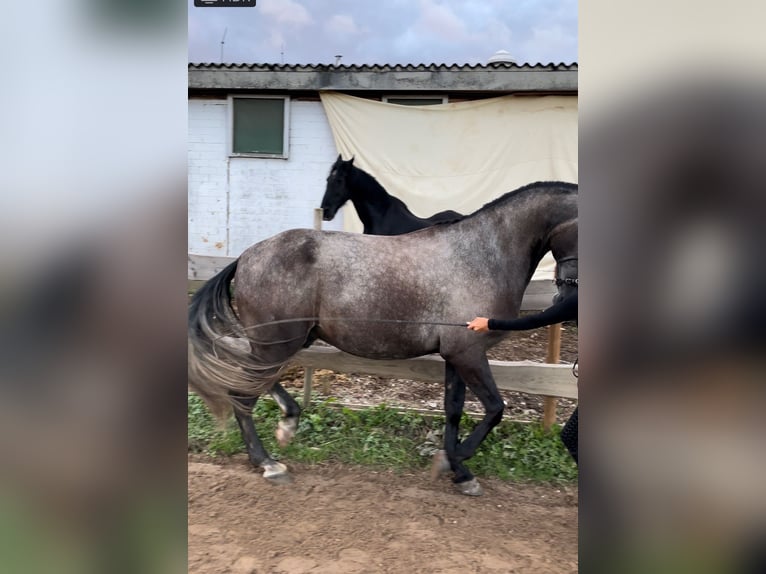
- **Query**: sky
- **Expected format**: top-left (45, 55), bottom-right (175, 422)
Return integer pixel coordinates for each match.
top-left (188, 0), bottom-right (577, 66)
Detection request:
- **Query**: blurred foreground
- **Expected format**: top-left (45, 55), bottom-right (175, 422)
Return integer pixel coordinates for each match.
top-left (580, 3), bottom-right (766, 570)
top-left (0, 1), bottom-right (187, 572)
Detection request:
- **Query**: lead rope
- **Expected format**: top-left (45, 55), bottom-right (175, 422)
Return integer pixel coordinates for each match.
top-left (210, 316), bottom-right (472, 350)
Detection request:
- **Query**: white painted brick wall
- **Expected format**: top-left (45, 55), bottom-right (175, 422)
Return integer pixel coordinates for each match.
top-left (188, 99), bottom-right (229, 255)
top-left (188, 98), bottom-right (345, 259)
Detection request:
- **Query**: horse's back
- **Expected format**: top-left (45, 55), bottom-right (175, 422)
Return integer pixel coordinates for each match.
top-left (238, 229), bottom-right (320, 272)
top-left (236, 227), bottom-right (406, 290)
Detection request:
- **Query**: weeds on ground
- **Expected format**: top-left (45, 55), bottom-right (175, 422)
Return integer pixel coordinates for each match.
top-left (188, 393), bottom-right (577, 483)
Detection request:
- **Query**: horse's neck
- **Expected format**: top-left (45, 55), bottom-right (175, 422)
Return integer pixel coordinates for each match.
top-left (348, 169), bottom-right (394, 223)
top-left (484, 193), bottom-right (574, 282)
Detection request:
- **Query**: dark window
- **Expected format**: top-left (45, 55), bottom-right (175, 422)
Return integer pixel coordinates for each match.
top-left (384, 97), bottom-right (446, 106)
top-left (231, 97), bottom-right (288, 157)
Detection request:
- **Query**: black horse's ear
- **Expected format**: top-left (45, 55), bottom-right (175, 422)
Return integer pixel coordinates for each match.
top-left (349, 156), bottom-right (355, 165)
top-left (336, 154), bottom-right (342, 162)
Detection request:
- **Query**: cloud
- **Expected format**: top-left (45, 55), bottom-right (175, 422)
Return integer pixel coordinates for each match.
top-left (259, 0), bottom-right (312, 27)
top-left (188, 0), bottom-right (578, 66)
top-left (522, 23), bottom-right (577, 63)
top-left (325, 14), bottom-right (360, 36)
top-left (416, 0), bottom-right (468, 41)
top-left (268, 29), bottom-right (285, 51)
top-left (484, 19), bottom-right (513, 51)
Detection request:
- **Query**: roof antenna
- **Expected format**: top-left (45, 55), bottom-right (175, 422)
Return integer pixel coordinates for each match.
top-left (334, 54), bottom-right (342, 66)
top-left (220, 27), bottom-right (228, 64)
top-left (281, 43), bottom-right (285, 64)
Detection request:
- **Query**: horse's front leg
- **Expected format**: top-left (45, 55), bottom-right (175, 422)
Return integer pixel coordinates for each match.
top-left (269, 383), bottom-right (301, 447)
top-left (442, 355), bottom-right (505, 496)
top-left (231, 394), bottom-right (292, 484)
top-left (432, 362), bottom-right (472, 484)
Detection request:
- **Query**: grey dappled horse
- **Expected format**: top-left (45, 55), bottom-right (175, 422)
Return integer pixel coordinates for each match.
top-left (189, 181), bottom-right (578, 495)
top-left (320, 156), bottom-right (463, 235)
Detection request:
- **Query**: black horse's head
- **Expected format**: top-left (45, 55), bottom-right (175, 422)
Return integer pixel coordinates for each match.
top-left (320, 155), bottom-right (355, 221)
top-left (549, 218), bottom-right (578, 305)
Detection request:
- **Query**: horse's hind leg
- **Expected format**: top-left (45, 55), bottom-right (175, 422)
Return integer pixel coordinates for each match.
top-left (234, 326), bottom-right (311, 481)
top-left (269, 383), bottom-right (301, 447)
top-left (232, 395), bottom-right (291, 483)
top-left (247, 334), bottom-right (309, 448)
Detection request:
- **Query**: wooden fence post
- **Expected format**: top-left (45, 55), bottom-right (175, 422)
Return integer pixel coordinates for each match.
top-left (543, 323), bottom-right (562, 431)
top-left (303, 367), bottom-right (314, 409)
top-left (313, 207), bottom-right (324, 232)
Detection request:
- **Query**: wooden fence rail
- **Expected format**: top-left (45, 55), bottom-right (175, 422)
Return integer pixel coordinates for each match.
top-left (292, 346), bottom-right (576, 397)
top-left (290, 346), bottom-right (577, 417)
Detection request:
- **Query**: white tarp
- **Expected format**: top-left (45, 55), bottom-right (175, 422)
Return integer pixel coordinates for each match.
top-left (319, 92), bottom-right (578, 280)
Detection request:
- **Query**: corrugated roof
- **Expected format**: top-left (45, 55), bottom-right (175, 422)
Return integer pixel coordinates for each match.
top-left (189, 62), bottom-right (577, 93)
top-left (188, 62), bottom-right (577, 72)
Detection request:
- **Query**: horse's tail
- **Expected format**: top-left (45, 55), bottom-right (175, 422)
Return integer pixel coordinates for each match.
top-left (187, 259), bottom-right (280, 420)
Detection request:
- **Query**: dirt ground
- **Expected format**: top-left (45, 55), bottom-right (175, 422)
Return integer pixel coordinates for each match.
top-left (189, 324), bottom-right (579, 573)
top-left (189, 455), bottom-right (578, 574)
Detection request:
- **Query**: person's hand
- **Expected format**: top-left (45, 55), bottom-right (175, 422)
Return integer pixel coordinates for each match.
top-left (466, 317), bottom-right (490, 332)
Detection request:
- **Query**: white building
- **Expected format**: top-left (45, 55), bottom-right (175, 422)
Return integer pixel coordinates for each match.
top-left (188, 61), bottom-right (577, 278)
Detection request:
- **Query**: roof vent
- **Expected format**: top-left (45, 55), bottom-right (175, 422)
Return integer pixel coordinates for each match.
top-left (488, 49), bottom-right (516, 65)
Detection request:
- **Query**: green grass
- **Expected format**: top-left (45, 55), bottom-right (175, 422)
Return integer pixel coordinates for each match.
top-left (188, 393), bottom-right (578, 483)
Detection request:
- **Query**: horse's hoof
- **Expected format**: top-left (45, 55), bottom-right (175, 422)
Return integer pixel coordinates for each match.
top-left (275, 421), bottom-right (295, 447)
top-left (262, 462), bottom-right (291, 484)
top-left (455, 478), bottom-right (483, 496)
top-left (430, 450), bottom-right (450, 481)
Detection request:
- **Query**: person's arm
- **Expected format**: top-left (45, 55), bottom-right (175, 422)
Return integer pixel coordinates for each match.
top-left (468, 292), bottom-right (577, 332)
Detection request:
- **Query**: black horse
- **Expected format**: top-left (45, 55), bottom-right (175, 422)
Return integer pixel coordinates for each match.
top-left (189, 181), bottom-right (578, 496)
top-left (320, 156), bottom-right (463, 235)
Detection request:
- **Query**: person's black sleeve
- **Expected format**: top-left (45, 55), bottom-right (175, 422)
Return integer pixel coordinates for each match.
top-left (487, 292), bottom-right (577, 331)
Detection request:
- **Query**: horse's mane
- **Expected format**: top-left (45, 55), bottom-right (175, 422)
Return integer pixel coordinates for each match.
top-left (454, 181), bottom-right (578, 222)
top-left (348, 164), bottom-right (390, 199)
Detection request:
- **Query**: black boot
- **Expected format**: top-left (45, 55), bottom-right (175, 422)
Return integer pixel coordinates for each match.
top-left (560, 407), bottom-right (578, 464)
